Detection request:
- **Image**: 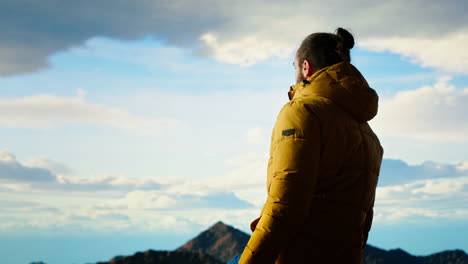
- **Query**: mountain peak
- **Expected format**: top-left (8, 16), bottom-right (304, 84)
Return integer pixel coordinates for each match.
top-left (207, 221), bottom-right (233, 232)
top-left (177, 221), bottom-right (250, 262)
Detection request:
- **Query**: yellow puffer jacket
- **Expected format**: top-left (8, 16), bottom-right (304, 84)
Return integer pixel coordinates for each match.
top-left (239, 62), bottom-right (384, 264)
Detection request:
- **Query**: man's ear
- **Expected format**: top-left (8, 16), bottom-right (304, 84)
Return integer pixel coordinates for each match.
top-left (302, 60), bottom-right (314, 79)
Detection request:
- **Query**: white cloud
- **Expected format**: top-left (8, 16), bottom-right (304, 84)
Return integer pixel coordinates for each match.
top-left (23, 157), bottom-right (73, 176)
top-left (101, 190), bottom-right (252, 210)
top-left (0, 150), bottom-right (16, 163)
top-left (411, 178), bottom-right (466, 195)
top-left (359, 31), bottom-right (468, 74)
top-left (137, 215), bottom-right (203, 234)
top-left (457, 161), bottom-right (468, 171)
top-left (371, 76), bottom-right (468, 141)
top-left (375, 176), bottom-right (468, 223)
top-left (105, 190), bottom-right (178, 210)
top-left (0, 208), bottom-right (203, 234)
top-left (0, 90), bottom-right (181, 135)
top-left (200, 33), bottom-right (292, 66)
top-left (375, 159), bottom-right (468, 223)
top-left (56, 174), bottom-right (162, 192)
top-left (218, 153), bottom-right (268, 206)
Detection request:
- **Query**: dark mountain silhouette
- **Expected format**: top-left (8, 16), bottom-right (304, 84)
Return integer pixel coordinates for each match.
top-left (364, 245), bottom-right (468, 264)
top-left (176, 221), bottom-right (250, 262)
top-left (96, 221), bottom-right (468, 264)
top-left (95, 250), bottom-right (222, 264)
top-left (422, 250), bottom-right (468, 264)
top-left (364, 245), bottom-right (422, 263)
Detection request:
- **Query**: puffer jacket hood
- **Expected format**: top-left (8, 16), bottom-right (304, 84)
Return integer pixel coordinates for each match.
top-left (289, 62), bottom-right (379, 122)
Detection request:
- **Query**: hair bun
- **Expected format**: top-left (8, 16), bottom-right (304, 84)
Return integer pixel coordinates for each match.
top-left (335, 27), bottom-right (354, 50)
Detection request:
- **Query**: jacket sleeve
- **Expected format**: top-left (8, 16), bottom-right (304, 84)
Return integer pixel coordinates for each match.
top-left (239, 101), bottom-right (321, 264)
top-left (362, 200), bottom-right (374, 248)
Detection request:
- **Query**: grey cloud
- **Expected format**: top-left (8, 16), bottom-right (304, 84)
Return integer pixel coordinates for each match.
top-left (36, 206), bottom-right (61, 213)
top-left (0, 151), bottom-right (57, 182)
top-left (348, 0), bottom-right (468, 36)
top-left (53, 177), bottom-right (162, 192)
top-left (0, 150), bottom-right (161, 192)
top-left (0, 0), bottom-right (224, 75)
top-left (0, 200), bottom-right (61, 214)
top-left (379, 159), bottom-right (467, 186)
top-left (98, 213), bottom-right (131, 221)
top-left (68, 214), bottom-right (93, 222)
top-left (0, 200), bottom-right (39, 208)
top-left (94, 190), bottom-right (254, 211)
top-left (0, 160), bottom-right (56, 182)
top-left (1, 0), bottom-right (467, 75)
top-left (183, 192), bottom-right (253, 209)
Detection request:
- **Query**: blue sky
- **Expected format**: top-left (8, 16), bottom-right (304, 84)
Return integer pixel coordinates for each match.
top-left (1, 1), bottom-right (468, 264)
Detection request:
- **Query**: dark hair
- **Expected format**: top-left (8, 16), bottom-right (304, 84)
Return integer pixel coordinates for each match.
top-left (296, 27), bottom-right (355, 70)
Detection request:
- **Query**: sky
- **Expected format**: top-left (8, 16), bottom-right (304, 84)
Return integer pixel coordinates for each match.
top-left (1, 1), bottom-right (468, 263)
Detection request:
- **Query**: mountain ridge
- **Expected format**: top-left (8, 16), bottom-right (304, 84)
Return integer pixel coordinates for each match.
top-left (95, 221), bottom-right (468, 264)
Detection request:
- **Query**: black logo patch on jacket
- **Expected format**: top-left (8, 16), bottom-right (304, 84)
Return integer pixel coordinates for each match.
top-left (282, 129), bottom-right (295, 136)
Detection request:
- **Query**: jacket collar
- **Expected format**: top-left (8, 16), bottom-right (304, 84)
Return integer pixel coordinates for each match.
top-left (287, 62), bottom-right (379, 122)
top-left (288, 64), bottom-right (332, 100)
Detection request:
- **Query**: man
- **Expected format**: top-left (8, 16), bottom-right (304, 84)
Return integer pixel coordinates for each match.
top-left (238, 28), bottom-right (383, 264)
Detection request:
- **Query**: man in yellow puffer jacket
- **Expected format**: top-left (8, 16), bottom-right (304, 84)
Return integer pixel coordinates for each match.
top-left (238, 28), bottom-right (384, 264)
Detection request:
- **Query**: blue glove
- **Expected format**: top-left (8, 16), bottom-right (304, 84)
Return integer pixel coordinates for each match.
top-left (227, 255), bottom-right (241, 264)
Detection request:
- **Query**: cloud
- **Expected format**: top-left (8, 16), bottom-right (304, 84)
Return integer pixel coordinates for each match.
top-left (0, 150), bottom-right (255, 234)
top-left (215, 154), bottom-right (468, 223)
top-left (23, 157), bottom-right (73, 176)
top-left (0, 0), bottom-right (224, 75)
top-left (0, 150), bottom-right (255, 233)
top-left (223, 153), bottom-right (268, 189)
top-left (133, 215), bottom-right (204, 234)
top-left (1, 201), bottom-right (61, 214)
top-left (371, 76), bottom-right (468, 141)
top-left (2, 148), bottom-right (468, 233)
top-left (0, 90), bottom-right (180, 135)
top-left (0, 149), bottom-right (162, 192)
top-left (359, 31), bottom-right (468, 74)
top-left (412, 179), bottom-right (466, 195)
top-left (1, 0), bottom-right (467, 75)
top-left (457, 161), bottom-right (468, 171)
top-left (379, 159), bottom-right (468, 186)
top-left (0, 150), bottom-right (254, 211)
top-left (54, 174), bottom-right (163, 192)
top-left (0, 150), bottom-right (56, 182)
top-left (0, 213), bottom-right (197, 234)
top-left (374, 159), bottom-right (468, 223)
top-left (102, 190), bottom-right (252, 210)
top-left (103, 190), bottom-right (177, 210)
top-left (1, 149), bottom-right (252, 211)
top-left (200, 33), bottom-right (292, 66)
top-left (374, 176), bottom-right (468, 223)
